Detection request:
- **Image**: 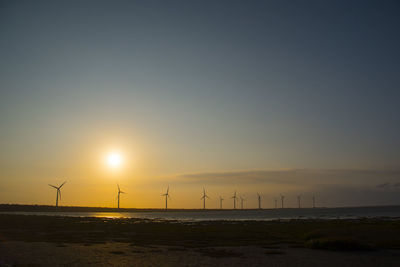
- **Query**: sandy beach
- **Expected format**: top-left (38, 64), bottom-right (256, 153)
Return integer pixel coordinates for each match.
top-left (1, 214), bottom-right (400, 266)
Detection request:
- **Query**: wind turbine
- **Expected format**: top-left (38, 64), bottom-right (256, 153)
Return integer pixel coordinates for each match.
top-left (257, 193), bottom-right (262, 209)
top-left (240, 196), bottom-right (246, 209)
top-left (297, 195), bottom-right (301, 208)
top-left (201, 188), bottom-right (210, 209)
top-left (161, 186), bottom-right (170, 210)
top-left (312, 194), bottom-right (316, 208)
top-left (219, 196), bottom-right (224, 209)
top-left (231, 191), bottom-right (238, 209)
top-left (117, 184), bottom-right (126, 209)
top-left (48, 181), bottom-right (67, 207)
top-left (280, 194), bottom-right (285, 209)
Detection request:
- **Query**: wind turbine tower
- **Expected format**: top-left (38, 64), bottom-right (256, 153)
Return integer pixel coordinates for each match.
top-left (117, 184), bottom-right (126, 209)
top-left (162, 186), bottom-right (170, 210)
top-left (280, 194), bottom-right (285, 209)
top-left (312, 195), bottom-right (316, 208)
top-left (297, 195), bottom-right (301, 208)
top-left (201, 188), bottom-right (210, 209)
top-left (219, 196), bottom-right (224, 209)
top-left (257, 193), bottom-right (262, 209)
top-left (48, 181), bottom-right (67, 207)
top-left (240, 196), bottom-right (245, 209)
top-left (231, 191), bottom-right (238, 209)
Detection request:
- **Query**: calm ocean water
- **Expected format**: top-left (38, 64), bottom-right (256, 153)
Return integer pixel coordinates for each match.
top-left (2, 206), bottom-right (400, 221)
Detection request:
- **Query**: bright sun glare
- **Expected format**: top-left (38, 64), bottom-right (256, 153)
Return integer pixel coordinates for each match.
top-left (106, 153), bottom-right (122, 168)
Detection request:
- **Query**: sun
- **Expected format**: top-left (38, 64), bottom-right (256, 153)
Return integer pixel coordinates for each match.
top-left (106, 153), bottom-right (123, 168)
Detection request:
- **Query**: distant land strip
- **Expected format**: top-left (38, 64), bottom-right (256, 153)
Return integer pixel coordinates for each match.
top-left (1, 204), bottom-right (400, 213)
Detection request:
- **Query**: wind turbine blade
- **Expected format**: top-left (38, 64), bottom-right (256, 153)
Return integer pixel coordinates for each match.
top-left (117, 184), bottom-right (120, 191)
top-left (58, 189), bottom-right (61, 200)
top-left (59, 181), bottom-right (67, 188)
top-left (167, 186), bottom-right (169, 194)
top-left (48, 184), bottom-right (57, 189)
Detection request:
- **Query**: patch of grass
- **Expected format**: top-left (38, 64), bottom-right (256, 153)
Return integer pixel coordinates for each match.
top-left (303, 230), bottom-right (324, 241)
top-left (306, 238), bottom-right (374, 251)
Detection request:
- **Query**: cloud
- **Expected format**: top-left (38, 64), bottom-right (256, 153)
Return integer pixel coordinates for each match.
top-left (313, 183), bottom-right (400, 207)
top-left (162, 169), bottom-right (400, 207)
top-left (376, 182), bottom-right (400, 190)
top-left (174, 168), bottom-right (400, 187)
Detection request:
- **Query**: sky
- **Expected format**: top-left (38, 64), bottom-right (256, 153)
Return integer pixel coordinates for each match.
top-left (0, 0), bottom-right (400, 208)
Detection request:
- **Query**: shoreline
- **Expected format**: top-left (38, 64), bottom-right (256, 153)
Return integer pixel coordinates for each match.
top-left (1, 204), bottom-right (400, 212)
top-left (1, 211), bottom-right (400, 223)
top-left (1, 204), bottom-right (400, 223)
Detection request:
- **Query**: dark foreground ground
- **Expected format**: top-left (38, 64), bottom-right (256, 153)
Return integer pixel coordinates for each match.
top-left (1, 214), bottom-right (400, 266)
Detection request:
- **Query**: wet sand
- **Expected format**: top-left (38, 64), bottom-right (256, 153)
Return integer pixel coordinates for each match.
top-left (1, 214), bottom-right (400, 266)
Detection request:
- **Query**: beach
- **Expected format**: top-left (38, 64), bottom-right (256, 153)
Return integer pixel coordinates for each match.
top-left (1, 214), bottom-right (400, 266)
top-left (2, 241), bottom-right (400, 267)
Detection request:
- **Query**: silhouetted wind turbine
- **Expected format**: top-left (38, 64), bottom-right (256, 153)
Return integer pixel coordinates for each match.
top-left (117, 184), bottom-right (126, 209)
top-left (48, 181), bottom-right (66, 207)
top-left (312, 194), bottom-right (316, 208)
top-left (231, 191), bottom-right (238, 209)
top-left (240, 196), bottom-right (246, 209)
top-left (161, 186), bottom-right (170, 210)
top-left (219, 196), bottom-right (224, 209)
top-left (257, 193), bottom-right (262, 209)
top-left (297, 195), bottom-right (301, 208)
top-left (280, 194), bottom-right (285, 208)
top-left (201, 188), bottom-right (210, 209)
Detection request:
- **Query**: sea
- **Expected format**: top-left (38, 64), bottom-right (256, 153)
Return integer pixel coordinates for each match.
top-left (2, 206), bottom-right (400, 221)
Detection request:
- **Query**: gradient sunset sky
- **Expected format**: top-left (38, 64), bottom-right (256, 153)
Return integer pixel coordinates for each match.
top-left (1, 0), bottom-right (400, 208)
